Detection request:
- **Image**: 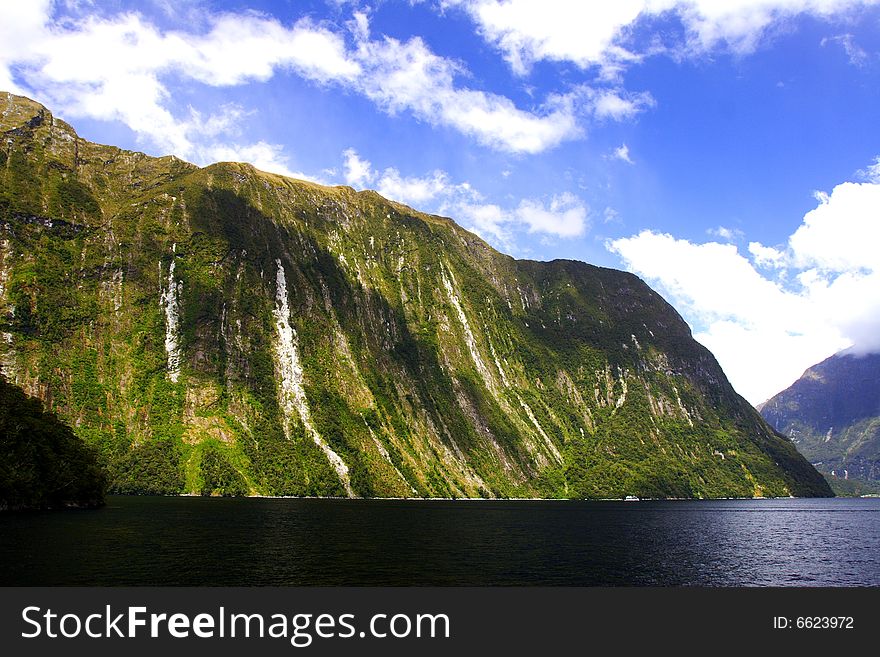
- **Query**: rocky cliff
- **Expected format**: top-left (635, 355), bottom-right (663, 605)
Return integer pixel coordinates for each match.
top-left (0, 92), bottom-right (831, 498)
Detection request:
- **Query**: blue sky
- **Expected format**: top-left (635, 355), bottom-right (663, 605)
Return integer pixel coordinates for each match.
top-left (2, 0), bottom-right (879, 404)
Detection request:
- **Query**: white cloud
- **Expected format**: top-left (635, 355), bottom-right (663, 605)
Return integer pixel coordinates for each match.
top-left (0, 4), bottom-right (362, 165)
top-left (2, 1), bottom-right (875, 168)
top-left (788, 183), bottom-right (880, 272)
top-left (608, 165), bottom-right (880, 404)
top-left (345, 148), bottom-right (466, 208)
top-left (748, 242), bottom-right (787, 269)
top-left (609, 230), bottom-right (849, 404)
top-left (822, 33), bottom-right (871, 66)
top-left (340, 148), bottom-right (588, 244)
top-left (612, 143), bottom-right (634, 164)
top-left (604, 206), bottom-right (622, 224)
top-left (376, 169), bottom-right (453, 206)
top-left (707, 225), bottom-right (743, 241)
top-left (448, 0), bottom-right (880, 74)
top-left (205, 141), bottom-right (327, 183)
top-left (354, 33), bottom-right (582, 153)
top-left (581, 87), bottom-right (655, 121)
top-left (453, 193), bottom-right (589, 246)
top-left (0, 2), bottom-right (604, 162)
top-left (341, 148), bottom-right (470, 206)
top-left (0, 0), bottom-right (48, 93)
top-left (611, 232), bottom-right (800, 324)
top-left (343, 148), bottom-right (375, 188)
top-left (514, 192), bottom-right (588, 237)
top-left (695, 319), bottom-right (843, 406)
top-left (444, 0), bottom-right (648, 75)
top-left (857, 156), bottom-right (880, 182)
top-left (455, 202), bottom-right (511, 244)
top-left (349, 11), bottom-right (370, 42)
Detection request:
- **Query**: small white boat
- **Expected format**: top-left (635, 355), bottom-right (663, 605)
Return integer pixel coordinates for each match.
top-left (624, 495), bottom-right (640, 502)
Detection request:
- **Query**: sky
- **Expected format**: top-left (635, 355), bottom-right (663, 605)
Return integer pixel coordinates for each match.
top-left (1, 0), bottom-right (879, 405)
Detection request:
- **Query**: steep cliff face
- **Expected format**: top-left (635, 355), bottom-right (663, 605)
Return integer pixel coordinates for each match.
top-left (761, 352), bottom-right (880, 482)
top-left (0, 92), bottom-right (831, 498)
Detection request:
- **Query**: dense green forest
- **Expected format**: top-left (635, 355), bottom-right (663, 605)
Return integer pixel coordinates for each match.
top-left (0, 374), bottom-right (106, 510)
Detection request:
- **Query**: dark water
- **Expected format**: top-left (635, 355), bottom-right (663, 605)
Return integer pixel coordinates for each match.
top-left (2, 496), bottom-right (879, 586)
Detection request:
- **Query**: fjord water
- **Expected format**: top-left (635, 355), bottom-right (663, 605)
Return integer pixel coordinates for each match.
top-left (2, 497), bottom-right (878, 586)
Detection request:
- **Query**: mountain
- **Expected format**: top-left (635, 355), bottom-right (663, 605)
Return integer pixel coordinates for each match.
top-left (1, 374), bottom-right (106, 510)
top-left (761, 351), bottom-right (880, 483)
top-left (0, 92), bottom-right (831, 499)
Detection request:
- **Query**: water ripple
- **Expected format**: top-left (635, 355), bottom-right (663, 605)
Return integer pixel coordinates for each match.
top-left (1, 497), bottom-right (879, 586)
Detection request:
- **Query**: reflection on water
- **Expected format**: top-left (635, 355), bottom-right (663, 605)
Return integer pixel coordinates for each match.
top-left (1, 497), bottom-right (879, 586)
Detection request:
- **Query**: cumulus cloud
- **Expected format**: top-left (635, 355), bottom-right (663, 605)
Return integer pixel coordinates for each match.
top-left (343, 148), bottom-right (375, 188)
top-left (3, 1), bottom-right (874, 168)
top-left (340, 148), bottom-right (588, 245)
top-left (377, 169), bottom-right (454, 206)
top-left (341, 148), bottom-right (473, 207)
top-left (748, 242), bottom-right (787, 269)
top-left (609, 165), bottom-right (880, 404)
top-left (443, 0), bottom-right (649, 75)
top-left (206, 141), bottom-right (327, 183)
top-left (455, 202), bottom-right (511, 244)
top-left (788, 184), bottom-right (880, 272)
top-left (354, 33), bottom-right (582, 153)
top-left (514, 193), bottom-right (588, 237)
top-left (447, 0), bottom-right (880, 74)
top-left (453, 194), bottom-right (589, 247)
top-left (0, 1), bottom-right (610, 163)
top-left (0, 2), bottom-right (361, 166)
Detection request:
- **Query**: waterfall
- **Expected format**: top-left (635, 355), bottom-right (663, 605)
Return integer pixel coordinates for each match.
top-left (160, 244), bottom-right (181, 383)
top-left (273, 259), bottom-right (354, 497)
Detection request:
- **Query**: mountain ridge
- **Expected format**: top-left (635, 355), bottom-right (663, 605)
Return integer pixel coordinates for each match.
top-left (0, 91), bottom-right (831, 499)
top-left (761, 351), bottom-right (880, 483)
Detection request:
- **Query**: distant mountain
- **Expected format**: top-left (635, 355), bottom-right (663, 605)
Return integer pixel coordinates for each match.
top-left (761, 352), bottom-right (880, 482)
top-left (0, 92), bottom-right (830, 499)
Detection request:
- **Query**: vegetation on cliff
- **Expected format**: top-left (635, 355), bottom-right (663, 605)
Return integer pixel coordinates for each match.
top-left (0, 92), bottom-right (831, 499)
top-left (762, 351), bottom-right (880, 494)
top-left (0, 375), bottom-right (106, 510)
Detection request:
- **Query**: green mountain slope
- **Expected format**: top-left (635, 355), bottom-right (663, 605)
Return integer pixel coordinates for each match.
top-left (761, 352), bottom-right (880, 484)
top-left (0, 92), bottom-right (831, 499)
top-left (1, 374), bottom-right (106, 510)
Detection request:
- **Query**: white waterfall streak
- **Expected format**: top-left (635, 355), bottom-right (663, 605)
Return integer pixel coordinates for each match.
top-left (160, 245), bottom-right (182, 383)
top-left (273, 259), bottom-right (354, 497)
top-left (442, 264), bottom-right (560, 464)
top-left (0, 238), bottom-right (15, 378)
top-left (515, 393), bottom-right (562, 463)
top-left (366, 422), bottom-right (417, 495)
top-left (441, 268), bottom-right (498, 395)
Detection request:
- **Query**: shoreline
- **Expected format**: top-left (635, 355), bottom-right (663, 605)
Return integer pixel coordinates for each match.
top-left (162, 493), bottom-right (816, 502)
